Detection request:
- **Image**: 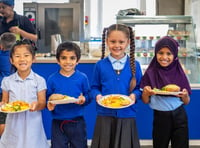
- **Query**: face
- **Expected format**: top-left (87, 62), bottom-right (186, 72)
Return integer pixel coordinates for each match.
top-left (156, 47), bottom-right (174, 67)
top-left (0, 3), bottom-right (13, 18)
top-left (106, 30), bottom-right (130, 59)
top-left (58, 50), bottom-right (78, 76)
top-left (10, 45), bottom-right (35, 73)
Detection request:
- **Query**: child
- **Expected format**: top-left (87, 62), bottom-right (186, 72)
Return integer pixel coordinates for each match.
top-left (140, 36), bottom-right (191, 148)
top-left (91, 24), bottom-right (143, 148)
top-left (0, 39), bottom-right (49, 148)
top-left (0, 32), bottom-right (16, 136)
top-left (46, 41), bottom-right (91, 148)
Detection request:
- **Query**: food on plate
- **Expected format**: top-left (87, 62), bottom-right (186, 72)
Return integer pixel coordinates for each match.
top-left (49, 94), bottom-right (65, 101)
top-left (152, 84), bottom-right (181, 95)
top-left (161, 84), bottom-right (180, 92)
top-left (49, 94), bottom-right (73, 102)
top-left (1, 100), bottom-right (30, 112)
top-left (100, 95), bottom-right (131, 108)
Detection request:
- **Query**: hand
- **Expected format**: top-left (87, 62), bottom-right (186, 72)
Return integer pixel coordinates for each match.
top-left (142, 86), bottom-right (155, 104)
top-left (9, 26), bottom-right (21, 34)
top-left (129, 93), bottom-right (136, 104)
top-left (177, 88), bottom-right (190, 104)
top-left (143, 86), bottom-right (155, 97)
top-left (76, 94), bottom-right (86, 105)
top-left (0, 101), bottom-right (5, 106)
top-left (47, 102), bottom-right (56, 111)
top-left (96, 94), bottom-right (102, 102)
top-left (29, 101), bottom-right (38, 112)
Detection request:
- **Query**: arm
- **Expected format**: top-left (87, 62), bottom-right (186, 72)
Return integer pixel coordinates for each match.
top-left (77, 75), bottom-right (92, 105)
top-left (30, 89), bottom-right (46, 111)
top-left (142, 86), bottom-right (155, 104)
top-left (1, 90), bottom-right (9, 104)
top-left (178, 88), bottom-right (190, 105)
top-left (9, 26), bottom-right (37, 41)
top-left (17, 27), bottom-right (37, 41)
top-left (46, 75), bottom-right (57, 111)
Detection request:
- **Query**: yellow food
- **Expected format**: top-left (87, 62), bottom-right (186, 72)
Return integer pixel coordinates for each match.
top-left (101, 95), bottom-right (131, 108)
top-left (49, 94), bottom-right (72, 101)
top-left (49, 94), bottom-right (65, 101)
top-left (1, 100), bottom-right (30, 112)
top-left (161, 84), bottom-right (180, 92)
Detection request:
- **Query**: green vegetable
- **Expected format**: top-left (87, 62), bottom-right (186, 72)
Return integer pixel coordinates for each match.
top-left (13, 105), bottom-right (21, 111)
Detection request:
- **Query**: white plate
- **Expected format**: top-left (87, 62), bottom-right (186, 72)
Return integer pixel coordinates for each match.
top-left (97, 94), bottom-right (133, 109)
top-left (154, 91), bottom-right (182, 96)
top-left (0, 105), bottom-right (30, 114)
top-left (48, 97), bottom-right (78, 105)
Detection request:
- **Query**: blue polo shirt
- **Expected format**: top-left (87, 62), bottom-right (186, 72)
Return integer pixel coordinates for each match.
top-left (0, 50), bottom-right (11, 94)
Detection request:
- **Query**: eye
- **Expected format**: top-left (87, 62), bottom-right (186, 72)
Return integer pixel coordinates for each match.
top-left (157, 51), bottom-right (163, 55)
top-left (14, 55), bottom-right (20, 58)
top-left (119, 41), bottom-right (125, 44)
top-left (60, 56), bottom-right (66, 60)
top-left (166, 52), bottom-right (172, 56)
top-left (110, 40), bottom-right (116, 44)
top-left (25, 54), bottom-right (31, 57)
top-left (70, 56), bottom-right (77, 60)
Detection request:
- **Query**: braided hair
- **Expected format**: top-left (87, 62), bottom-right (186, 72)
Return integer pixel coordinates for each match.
top-left (101, 24), bottom-right (136, 92)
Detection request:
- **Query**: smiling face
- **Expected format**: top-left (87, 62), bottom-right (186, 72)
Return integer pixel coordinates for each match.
top-left (156, 47), bottom-right (174, 67)
top-left (10, 45), bottom-right (35, 74)
top-left (106, 30), bottom-right (130, 59)
top-left (57, 50), bottom-right (78, 77)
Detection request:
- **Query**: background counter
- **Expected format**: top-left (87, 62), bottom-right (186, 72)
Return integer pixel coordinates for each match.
top-left (32, 60), bottom-right (200, 141)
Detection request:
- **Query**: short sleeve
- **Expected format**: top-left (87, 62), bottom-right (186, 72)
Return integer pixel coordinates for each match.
top-left (36, 75), bottom-right (47, 92)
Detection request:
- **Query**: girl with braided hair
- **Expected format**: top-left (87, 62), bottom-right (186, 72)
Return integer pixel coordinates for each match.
top-left (91, 24), bottom-right (142, 148)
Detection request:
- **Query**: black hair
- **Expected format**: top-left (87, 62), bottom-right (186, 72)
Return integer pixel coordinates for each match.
top-left (101, 24), bottom-right (136, 92)
top-left (56, 41), bottom-right (81, 62)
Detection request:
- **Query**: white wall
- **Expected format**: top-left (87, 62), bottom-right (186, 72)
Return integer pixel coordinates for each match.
top-left (191, 0), bottom-right (200, 47)
top-left (14, 0), bottom-right (198, 44)
top-left (102, 0), bottom-right (140, 27)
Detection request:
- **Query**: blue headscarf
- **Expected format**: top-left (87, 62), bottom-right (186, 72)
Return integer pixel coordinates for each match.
top-left (0, 0), bottom-right (14, 6)
top-left (140, 36), bottom-right (191, 94)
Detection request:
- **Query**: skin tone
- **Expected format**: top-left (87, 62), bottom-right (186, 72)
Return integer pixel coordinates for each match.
top-left (0, 3), bottom-right (37, 41)
top-left (96, 30), bottom-right (136, 103)
top-left (0, 45), bottom-right (46, 112)
top-left (142, 47), bottom-right (190, 104)
top-left (0, 125), bottom-right (4, 136)
top-left (47, 50), bottom-right (86, 111)
top-left (106, 30), bottom-right (129, 60)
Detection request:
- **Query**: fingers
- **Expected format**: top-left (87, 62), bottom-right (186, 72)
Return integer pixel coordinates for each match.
top-left (75, 94), bottom-right (86, 105)
top-left (29, 102), bottom-right (37, 112)
top-left (47, 102), bottom-right (56, 111)
top-left (9, 26), bottom-right (19, 34)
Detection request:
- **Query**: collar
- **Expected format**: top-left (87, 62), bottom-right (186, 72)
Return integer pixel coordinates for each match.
top-left (108, 53), bottom-right (127, 64)
top-left (14, 70), bottom-right (34, 81)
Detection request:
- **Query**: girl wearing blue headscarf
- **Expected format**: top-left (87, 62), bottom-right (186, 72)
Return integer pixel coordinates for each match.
top-left (140, 36), bottom-right (191, 148)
